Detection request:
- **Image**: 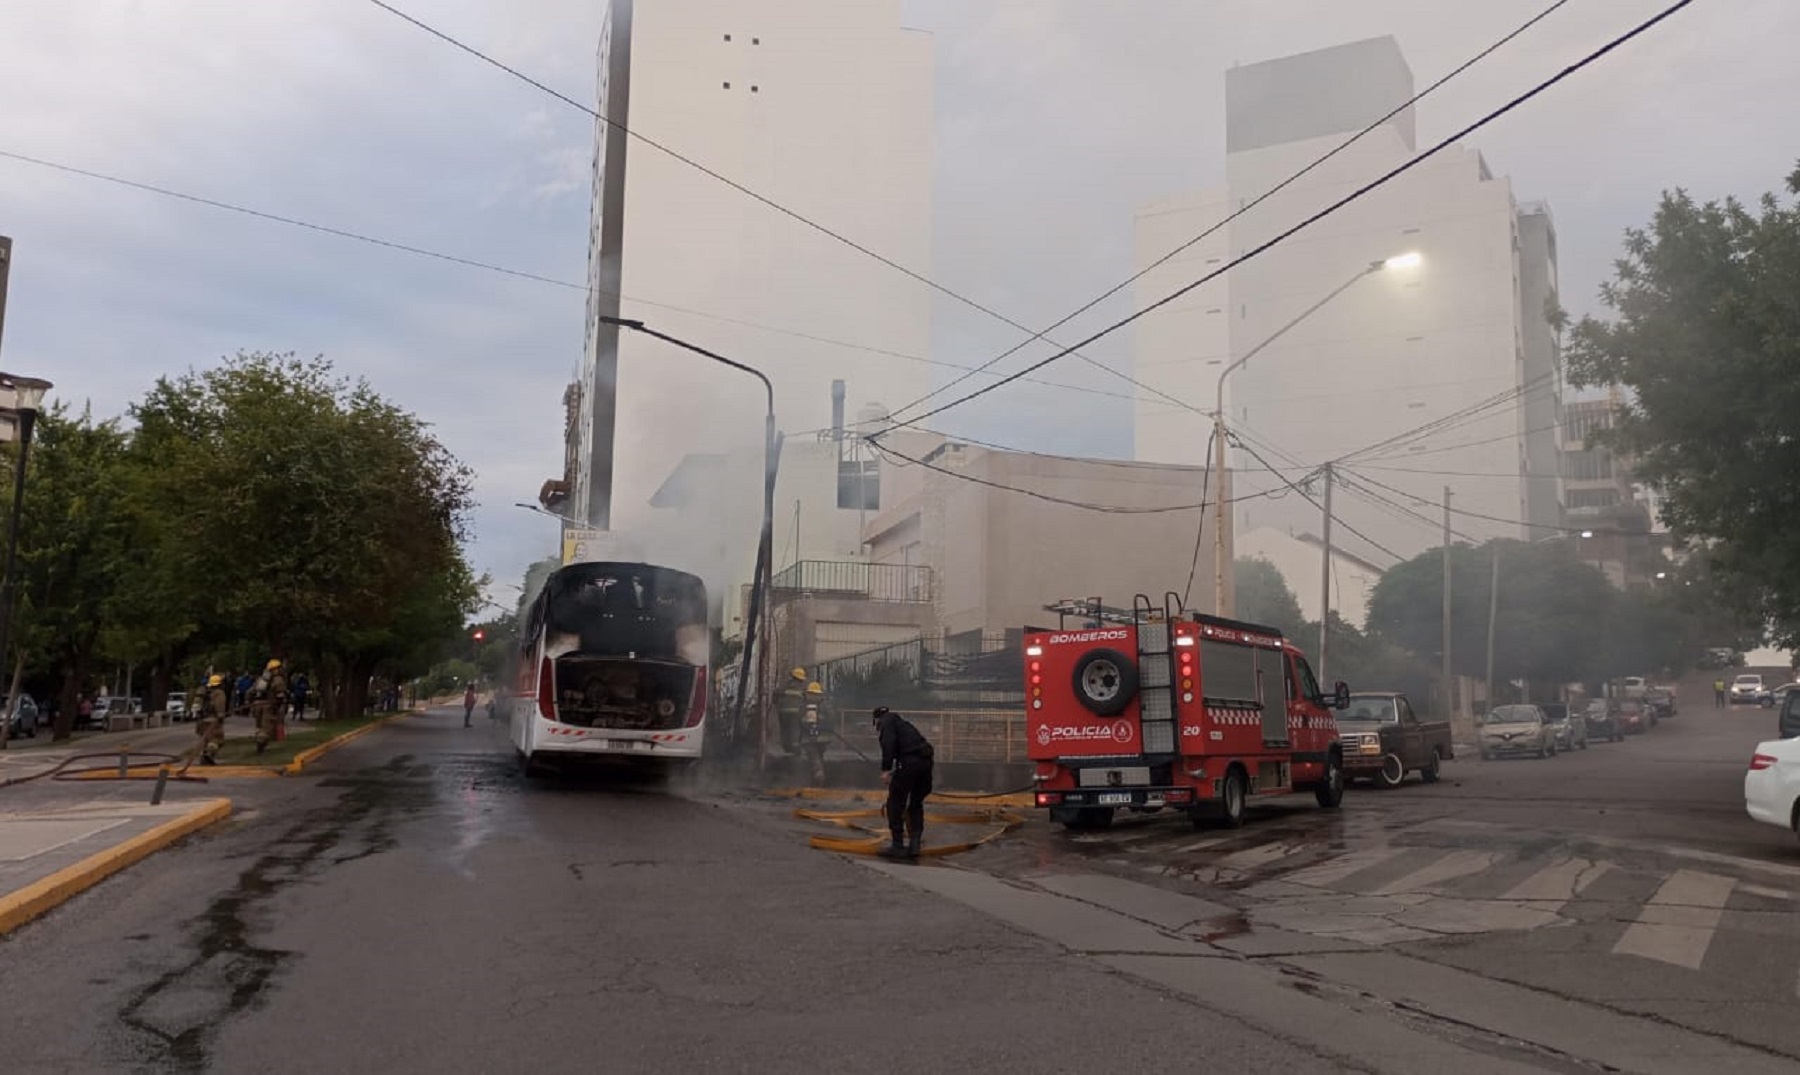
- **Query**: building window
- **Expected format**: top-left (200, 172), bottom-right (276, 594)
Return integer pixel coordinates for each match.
top-left (751, 85), bottom-right (759, 93)
top-left (753, 37), bottom-right (761, 45)
top-left (724, 33), bottom-right (731, 41)
top-left (838, 459), bottom-right (880, 511)
top-left (723, 81), bottom-right (731, 89)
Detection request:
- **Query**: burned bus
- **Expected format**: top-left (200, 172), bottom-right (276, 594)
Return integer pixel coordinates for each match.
top-left (509, 561), bottom-right (710, 775)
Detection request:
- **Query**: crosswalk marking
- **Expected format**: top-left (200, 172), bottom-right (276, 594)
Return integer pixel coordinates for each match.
top-left (1281, 846), bottom-right (1408, 888)
top-left (1212, 841), bottom-right (1300, 870)
top-left (1368, 849), bottom-right (1496, 896)
top-left (1503, 857), bottom-right (1611, 905)
top-left (1612, 869), bottom-right (1737, 970)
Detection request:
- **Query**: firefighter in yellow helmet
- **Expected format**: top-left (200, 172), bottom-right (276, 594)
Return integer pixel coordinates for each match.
top-left (801, 681), bottom-right (829, 784)
top-left (191, 673), bottom-right (230, 766)
top-left (251, 658), bottom-right (291, 754)
top-left (776, 667), bottom-right (808, 755)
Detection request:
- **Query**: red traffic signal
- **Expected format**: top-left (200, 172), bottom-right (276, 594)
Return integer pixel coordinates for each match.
top-left (472, 629), bottom-right (486, 642)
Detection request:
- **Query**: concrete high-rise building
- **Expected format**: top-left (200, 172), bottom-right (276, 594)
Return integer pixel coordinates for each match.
top-left (1134, 37), bottom-right (1563, 588)
top-left (566, 0), bottom-right (933, 535)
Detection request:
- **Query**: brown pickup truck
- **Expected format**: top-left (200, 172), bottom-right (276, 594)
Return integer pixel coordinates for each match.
top-left (1338, 691), bottom-right (1454, 788)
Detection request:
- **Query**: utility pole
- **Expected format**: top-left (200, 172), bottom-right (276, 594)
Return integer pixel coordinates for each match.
top-left (1484, 542), bottom-right (1500, 717)
top-left (0, 236), bottom-right (12, 354)
top-left (1317, 463), bottom-right (1333, 679)
top-left (1441, 487), bottom-right (1454, 723)
top-left (1212, 417), bottom-right (1233, 617)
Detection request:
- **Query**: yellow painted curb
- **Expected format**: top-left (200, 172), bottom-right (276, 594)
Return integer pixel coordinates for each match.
top-left (770, 787), bottom-right (1035, 808)
top-left (0, 798), bottom-right (232, 936)
top-left (284, 712), bottom-right (408, 774)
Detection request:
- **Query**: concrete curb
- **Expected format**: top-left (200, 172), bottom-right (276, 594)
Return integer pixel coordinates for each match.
top-left (0, 798), bottom-right (232, 936)
top-left (284, 711), bottom-right (409, 774)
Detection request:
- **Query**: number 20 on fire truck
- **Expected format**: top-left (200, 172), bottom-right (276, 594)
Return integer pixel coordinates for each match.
top-left (1026, 593), bottom-right (1351, 831)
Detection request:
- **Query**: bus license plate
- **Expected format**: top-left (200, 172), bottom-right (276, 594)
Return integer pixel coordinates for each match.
top-left (1098, 792), bottom-right (1132, 806)
top-left (602, 739), bottom-right (650, 752)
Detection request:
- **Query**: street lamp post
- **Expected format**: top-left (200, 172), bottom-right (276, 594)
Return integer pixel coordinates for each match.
top-left (599, 317), bottom-right (780, 774)
top-left (1213, 253), bottom-right (1420, 618)
top-left (0, 373), bottom-right (52, 750)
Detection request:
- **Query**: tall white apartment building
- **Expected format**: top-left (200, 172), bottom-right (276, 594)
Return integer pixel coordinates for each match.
top-left (570, 0), bottom-right (933, 533)
top-left (1134, 37), bottom-right (1563, 584)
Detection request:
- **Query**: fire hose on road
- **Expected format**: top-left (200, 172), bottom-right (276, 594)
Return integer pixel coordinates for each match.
top-left (794, 801), bottom-right (1026, 858)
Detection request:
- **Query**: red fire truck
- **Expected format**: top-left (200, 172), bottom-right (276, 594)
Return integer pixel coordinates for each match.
top-left (1026, 593), bottom-right (1350, 830)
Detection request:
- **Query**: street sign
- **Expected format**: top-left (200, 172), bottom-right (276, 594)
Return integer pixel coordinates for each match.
top-left (562, 528), bottom-right (609, 565)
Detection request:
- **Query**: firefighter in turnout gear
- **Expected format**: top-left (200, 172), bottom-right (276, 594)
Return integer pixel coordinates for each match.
top-left (251, 659), bottom-right (291, 754)
top-left (777, 667), bottom-right (808, 755)
top-left (801, 682), bottom-right (828, 785)
top-left (873, 706), bottom-right (935, 860)
top-left (193, 674), bottom-right (230, 766)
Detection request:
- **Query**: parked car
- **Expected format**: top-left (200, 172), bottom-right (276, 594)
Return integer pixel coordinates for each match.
top-left (1621, 676), bottom-right (1649, 700)
top-left (166, 691), bottom-right (188, 720)
top-left (2, 694), bottom-right (41, 739)
top-left (1480, 704), bottom-right (1556, 759)
top-left (1616, 698), bottom-right (1655, 734)
top-left (1337, 691), bottom-right (1455, 787)
top-left (1645, 686), bottom-right (1678, 720)
top-left (1542, 702), bottom-right (1588, 751)
top-left (1745, 738), bottom-right (1800, 840)
top-left (1731, 673), bottom-right (1769, 705)
top-left (1583, 699), bottom-right (1625, 742)
top-left (1760, 683), bottom-right (1799, 710)
top-left (1776, 689), bottom-right (1800, 741)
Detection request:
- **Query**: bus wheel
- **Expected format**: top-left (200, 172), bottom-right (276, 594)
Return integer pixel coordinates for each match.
top-left (1219, 767), bottom-right (1248, 828)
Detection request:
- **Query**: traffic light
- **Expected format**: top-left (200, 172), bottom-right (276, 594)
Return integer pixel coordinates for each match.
top-left (472, 629), bottom-right (486, 642)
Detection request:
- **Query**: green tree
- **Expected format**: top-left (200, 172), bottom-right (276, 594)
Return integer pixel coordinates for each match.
top-left (129, 352), bottom-right (478, 716)
top-left (1234, 557), bottom-right (1308, 641)
top-left (7, 407), bottom-right (133, 739)
top-left (1366, 539), bottom-right (1613, 690)
top-left (1564, 162), bottom-right (1800, 645)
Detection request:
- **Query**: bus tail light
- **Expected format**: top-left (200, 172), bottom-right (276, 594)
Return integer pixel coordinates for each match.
top-left (537, 657), bottom-right (557, 722)
top-left (682, 669), bottom-right (708, 728)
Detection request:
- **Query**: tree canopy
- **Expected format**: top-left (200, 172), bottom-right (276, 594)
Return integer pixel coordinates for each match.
top-left (1565, 162), bottom-right (1800, 646)
top-left (9, 351), bottom-right (480, 738)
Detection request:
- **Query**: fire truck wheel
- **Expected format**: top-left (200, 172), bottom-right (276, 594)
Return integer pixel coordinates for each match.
top-left (1314, 750), bottom-right (1345, 809)
top-left (1070, 648), bottom-right (1139, 717)
top-left (1219, 767), bottom-right (1248, 828)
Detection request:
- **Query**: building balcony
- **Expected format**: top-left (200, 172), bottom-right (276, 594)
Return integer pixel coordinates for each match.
top-left (771, 560), bottom-right (932, 604)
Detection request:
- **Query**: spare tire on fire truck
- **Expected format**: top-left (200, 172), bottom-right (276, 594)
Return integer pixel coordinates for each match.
top-left (1070, 648), bottom-right (1139, 717)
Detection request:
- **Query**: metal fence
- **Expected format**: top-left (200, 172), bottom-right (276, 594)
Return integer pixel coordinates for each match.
top-left (815, 628), bottom-right (1023, 702)
top-left (827, 707), bottom-right (1027, 766)
top-left (770, 560), bottom-right (932, 604)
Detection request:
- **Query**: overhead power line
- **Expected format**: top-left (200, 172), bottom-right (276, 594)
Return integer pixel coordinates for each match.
top-left (359, 0), bottom-right (1173, 410)
top-left (1231, 438), bottom-right (1408, 564)
top-left (887, 0), bottom-right (1575, 423)
top-left (0, 147), bottom-right (1149, 406)
top-left (895, 0), bottom-right (1696, 430)
top-left (869, 438), bottom-right (1283, 516)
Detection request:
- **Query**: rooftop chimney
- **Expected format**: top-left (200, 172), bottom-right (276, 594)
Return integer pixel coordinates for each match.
top-left (830, 379), bottom-right (846, 443)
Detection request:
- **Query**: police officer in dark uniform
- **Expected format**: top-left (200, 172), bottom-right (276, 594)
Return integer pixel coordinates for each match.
top-left (872, 706), bottom-right (934, 859)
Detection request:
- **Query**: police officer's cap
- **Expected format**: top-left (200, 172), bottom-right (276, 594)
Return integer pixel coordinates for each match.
top-left (870, 706), bottom-right (891, 722)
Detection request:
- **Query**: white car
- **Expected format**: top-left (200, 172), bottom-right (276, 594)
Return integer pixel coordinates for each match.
top-left (1730, 673), bottom-right (1767, 705)
top-left (166, 692), bottom-right (188, 719)
top-left (1747, 738), bottom-right (1800, 838)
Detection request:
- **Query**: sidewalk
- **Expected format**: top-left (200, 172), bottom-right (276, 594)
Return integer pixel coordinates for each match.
top-left (0, 797), bottom-right (231, 935)
top-left (0, 721), bottom-right (205, 785)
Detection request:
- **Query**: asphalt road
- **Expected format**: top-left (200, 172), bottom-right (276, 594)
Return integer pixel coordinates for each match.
top-left (4, 687), bottom-right (1796, 1074)
top-left (0, 710), bottom-right (1351, 1075)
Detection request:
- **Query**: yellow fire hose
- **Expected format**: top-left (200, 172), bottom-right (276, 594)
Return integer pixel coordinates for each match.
top-left (794, 802), bottom-right (1026, 858)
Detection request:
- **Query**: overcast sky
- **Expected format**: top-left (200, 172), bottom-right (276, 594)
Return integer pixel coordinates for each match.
top-left (1, 0), bottom-right (1792, 611)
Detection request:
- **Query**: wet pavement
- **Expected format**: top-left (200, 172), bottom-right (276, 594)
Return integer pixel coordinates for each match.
top-left (3, 697), bottom-right (1796, 1073)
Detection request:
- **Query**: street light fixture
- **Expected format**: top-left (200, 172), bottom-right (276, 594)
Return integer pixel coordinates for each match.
top-left (1213, 253), bottom-right (1421, 619)
top-left (0, 372), bottom-right (51, 749)
top-left (598, 316), bottom-right (780, 773)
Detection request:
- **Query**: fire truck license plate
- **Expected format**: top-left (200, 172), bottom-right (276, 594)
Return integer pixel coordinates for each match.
top-left (1098, 792), bottom-right (1132, 805)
